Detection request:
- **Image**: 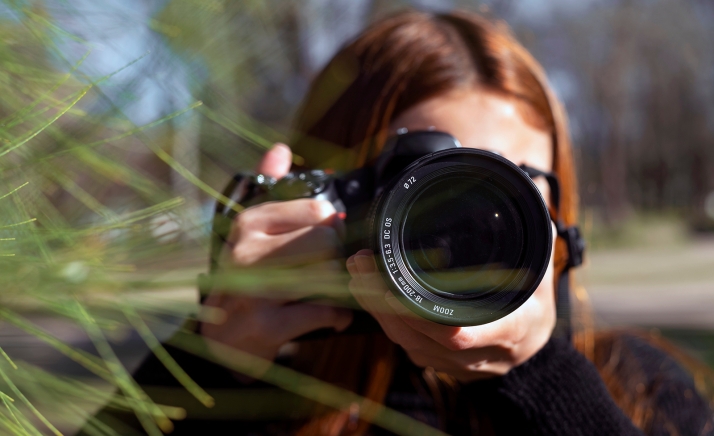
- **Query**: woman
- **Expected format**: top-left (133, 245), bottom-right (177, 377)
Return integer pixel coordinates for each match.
top-left (202, 9), bottom-right (713, 435)
top-left (86, 9), bottom-right (713, 436)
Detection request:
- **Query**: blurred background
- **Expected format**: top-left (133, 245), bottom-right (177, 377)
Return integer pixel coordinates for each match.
top-left (0, 0), bottom-right (713, 434)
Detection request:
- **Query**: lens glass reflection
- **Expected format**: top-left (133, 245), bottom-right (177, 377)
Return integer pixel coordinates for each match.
top-left (402, 175), bottom-right (524, 295)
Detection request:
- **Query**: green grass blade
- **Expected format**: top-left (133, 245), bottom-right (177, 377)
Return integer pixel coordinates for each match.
top-left (0, 365), bottom-right (62, 436)
top-left (0, 183), bottom-right (29, 201)
top-left (0, 309), bottom-right (113, 382)
top-left (169, 331), bottom-right (449, 436)
top-left (71, 300), bottom-right (170, 436)
top-left (0, 86), bottom-right (90, 158)
top-left (0, 219), bottom-right (37, 229)
top-left (39, 101), bottom-right (203, 161)
top-left (122, 305), bottom-right (214, 408)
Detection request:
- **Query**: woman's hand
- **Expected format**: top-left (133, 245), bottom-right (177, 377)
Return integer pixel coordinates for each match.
top-left (346, 238), bottom-right (556, 382)
top-left (201, 144), bottom-right (353, 365)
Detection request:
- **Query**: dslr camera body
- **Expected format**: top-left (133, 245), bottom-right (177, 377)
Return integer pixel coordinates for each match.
top-left (210, 130), bottom-right (583, 327)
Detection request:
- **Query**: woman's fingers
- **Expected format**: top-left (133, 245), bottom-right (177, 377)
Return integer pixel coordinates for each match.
top-left (348, 250), bottom-right (495, 352)
top-left (347, 252), bottom-right (394, 317)
top-left (211, 258), bottom-right (348, 304)
top-left (269, 303), bottom-right (353, 345)
top-left (256, 143), bottom-right (292, 178)
top-left (202, 295), bottom-right (353, 360)
top-left (233, 223), bottom-right (341, 267)
top-left (348, 250), bottom-right (452, 333)
top-left (234, 199), bottom-right (337, 237)
top-left (203, 143), bottom-right (357, 364)
top-left (405, 349), bottom-right (507, 381)
top-left (346, 253), bottom-right (517, 378)
top-left (347, 252), bottom-right (444, 353)
top-left (345, 250), bottom-right (535, 380)
top-left (382, 291), bottom-right (472, 351)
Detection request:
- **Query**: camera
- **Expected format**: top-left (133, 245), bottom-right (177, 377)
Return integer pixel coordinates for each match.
top-left (210, 130), bottom-right (554, 326)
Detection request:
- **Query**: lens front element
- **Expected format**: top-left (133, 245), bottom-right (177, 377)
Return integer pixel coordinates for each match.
top-left (402, 175), bottom-right (524, 296)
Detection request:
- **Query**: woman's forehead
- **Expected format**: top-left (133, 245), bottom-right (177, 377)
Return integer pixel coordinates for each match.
top-left (389, 88), bottom-right (553, 173)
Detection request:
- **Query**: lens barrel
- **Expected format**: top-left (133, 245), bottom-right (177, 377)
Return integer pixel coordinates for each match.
top-left (371, 148), bottom-right (552, 326)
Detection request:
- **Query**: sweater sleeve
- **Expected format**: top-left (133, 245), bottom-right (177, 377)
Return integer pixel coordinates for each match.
top-left (466, 337), bottom-right (646, 436)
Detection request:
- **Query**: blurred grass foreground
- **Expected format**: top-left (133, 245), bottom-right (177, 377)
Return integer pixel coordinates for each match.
top-left (0, 0), bottom-right (281, 434)
top-left (1, 0), bottom-right (714, 434)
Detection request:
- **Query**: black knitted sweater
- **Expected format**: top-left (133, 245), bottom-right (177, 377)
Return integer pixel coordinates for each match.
top-left (80, 334), bottom-right (713, 436)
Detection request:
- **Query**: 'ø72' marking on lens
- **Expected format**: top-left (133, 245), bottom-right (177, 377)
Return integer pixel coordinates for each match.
top-left (403, 176), bottom-right (416, 189)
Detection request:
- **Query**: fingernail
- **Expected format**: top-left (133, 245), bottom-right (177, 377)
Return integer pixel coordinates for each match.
top-left (270, 142), bottom-right (290, 153)
top-left (354, 255), bottom-right (374, 275)
top-left (332, 213), bottom-right (346, 242)
top-left (346, 256), bottom-right (357, 275)
top-left (316, 200), bottom-right (336, 220)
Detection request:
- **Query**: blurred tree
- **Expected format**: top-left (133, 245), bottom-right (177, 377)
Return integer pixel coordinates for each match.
top-left (514, 0), bottom-right (714, 229)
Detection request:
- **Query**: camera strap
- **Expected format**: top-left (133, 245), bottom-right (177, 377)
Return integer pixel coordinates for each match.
top-left (520, 165), bottom-right (586, 342)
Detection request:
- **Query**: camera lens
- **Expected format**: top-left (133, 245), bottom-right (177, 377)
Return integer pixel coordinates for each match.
top-left (372, 148), bottom-right (551, 326)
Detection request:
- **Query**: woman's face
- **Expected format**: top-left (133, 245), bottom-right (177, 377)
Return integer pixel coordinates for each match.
top-left (389, 87), bottom-right (553, 205)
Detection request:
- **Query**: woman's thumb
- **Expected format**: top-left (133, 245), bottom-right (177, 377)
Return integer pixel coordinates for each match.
top-left (256, 143), bottom-right (292, 179)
